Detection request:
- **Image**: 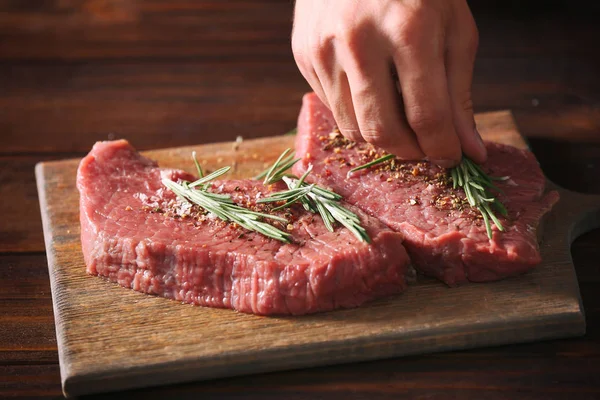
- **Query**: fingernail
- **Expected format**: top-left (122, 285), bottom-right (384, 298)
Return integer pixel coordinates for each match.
top-left (432, 159), bottom-right (458, 169)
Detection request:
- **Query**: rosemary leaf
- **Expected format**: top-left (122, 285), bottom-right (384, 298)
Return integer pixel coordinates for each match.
top-left (191, 151), bottom-right (204, 178)
top-left (493, 199), bottom-right (509, 217)
top-left (449, 156), bottom-right (510, 240)
top-left (464, 158), bottom-right (481, 177)
top-left (314, 200), bottom-right (335, 232)
top-left (468, 181), bottom-right (485, 191)
top-left (450, 168), bottom-right (458, 189)
top-left (255, 148), bottom-right (301, 185)
top-left (271, 186), bottom-right (315, 211)
top-left (349, 154), bottom-right (395, 173)
top-left (310, 185), bottom-right (342, 201)
top-left (296, 164), bottom-right (313, 187)
top-left (482, 203), bottom-right (505, 231)
top-left (189, 166), bottom-right (231, 188)
top-left (479, 206), bottom-right (493, 239)
top-left (457, 168), bottom-right (464, 186)
top-left (254, 149), bottom-right (291, 181)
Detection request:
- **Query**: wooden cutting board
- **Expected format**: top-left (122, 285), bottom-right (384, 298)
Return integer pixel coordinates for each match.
top-left (36, 111), bottom-right (599, 398)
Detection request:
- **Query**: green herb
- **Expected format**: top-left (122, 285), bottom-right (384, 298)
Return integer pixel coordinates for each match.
top-left (349, 154), bottom-right (395, 173)
top-left (191, 151), bottom-right (203, 178)
top-left (188, 166), bottom-right (230, 189)
top-left (254, 148), bottom-right (299, 184)
top-left (257, 153), bottom-right (371, 243)
top-left (449, 157), bottom-right (509, 239)
top-left (162, 163), bottom-right (292, 243)
top-left (285, 127), bottom-right (298, 136)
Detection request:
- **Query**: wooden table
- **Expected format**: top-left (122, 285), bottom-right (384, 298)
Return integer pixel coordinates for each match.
top-left (2, 1), bottom-right (599, 398)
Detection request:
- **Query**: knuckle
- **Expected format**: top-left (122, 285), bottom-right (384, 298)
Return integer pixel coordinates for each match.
top-left (394, 21), bottom-right (421, 49)
top-left (361, 128), bottom-right (389, 148)
top-left (389, 7), bottom-right (431, 49)
top-left (426, 139), bottom-right (461, 158)
top-left (308, 34), bottom-right (334, 65)
top-left (337, 21), bottom-right (370, 56)
top-left (407, 107), bottom-right (446, 133)
top-left (351, 79), bottom-right (377, 101)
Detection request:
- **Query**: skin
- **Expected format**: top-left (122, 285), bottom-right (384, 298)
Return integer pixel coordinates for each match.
top-left (292, 0), bottom-right (487, 167)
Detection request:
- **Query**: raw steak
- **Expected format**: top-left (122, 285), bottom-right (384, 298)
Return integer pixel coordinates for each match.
top-left (293, 93), bottom-right (559, 286)
top-left (77, 140), bottom-right (411, 315)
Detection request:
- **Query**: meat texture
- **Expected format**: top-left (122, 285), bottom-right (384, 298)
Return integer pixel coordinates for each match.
top-left (294, 93), bottom-right (559, 286)
top-left (77, 140), bottom-right (411, 315)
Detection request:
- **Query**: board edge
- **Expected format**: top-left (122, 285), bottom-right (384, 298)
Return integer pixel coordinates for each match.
top-left (35, 161), bottom-right (72, 398)
top-left (61, 307), bottom-right (585, 397)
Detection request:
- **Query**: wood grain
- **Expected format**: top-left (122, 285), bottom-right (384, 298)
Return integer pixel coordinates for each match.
top-left (0, 158), bottom-right (47, 252)
top-left (81, 348), bottom-right (600, 400)
top-left (3, 58), bottom-right (600, 155)
top-left (3, 0), bottom-right (600, 398)
top-left (35, 111), bottom-right (597, 397)
top-left (0, 365), bottom-right (62, 399)
top-left (0, 254), bottom-right (59, 365)
top-left (1, 1), bottom-right (599, 155)
top-left (1, 0), bottom-right (598, 62)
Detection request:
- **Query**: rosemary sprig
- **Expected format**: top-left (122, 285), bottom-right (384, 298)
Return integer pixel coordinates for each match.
top-left (162, 162), bottom-right (292, 243)
top-left (188, 166), bottom-right (230, 189)
top-left (349, 154), bottom-right (395, 173)
top-left (254, 148), bottom-right (300, 184)
top-left (256, 153), bottom-right (371, 243)
top-left (191, 151), bottom-right (203, 178)
top-left (450, 157), bottom-right (509, 239)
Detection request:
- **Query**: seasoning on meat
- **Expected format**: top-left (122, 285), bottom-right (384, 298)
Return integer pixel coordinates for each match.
top-left (293, 92), bottom-right (560, 286)
top-left (77, 140), bottom-right (411, 315)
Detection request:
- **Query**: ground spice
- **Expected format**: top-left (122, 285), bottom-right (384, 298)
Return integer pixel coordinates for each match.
top-left (319, 129), bottom-right (482, 220)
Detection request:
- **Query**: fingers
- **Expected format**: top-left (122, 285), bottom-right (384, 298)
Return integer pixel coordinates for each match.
top-left (291, 0), bottom-right (473, 167)
top-left (317, 68), bottom-right (363, 143)
top-left (341, 41), bottom-right (424, 160)
top-left (295, 63), bottom-right (330, 110)
top-left (292, 12), bottom-right (362, 142)
top-left (291, 10), bottom-right (330, 110)
top-left (446, 1), bottom-right (487, 163)
top-left (391, 15), bottom-right (462, 167)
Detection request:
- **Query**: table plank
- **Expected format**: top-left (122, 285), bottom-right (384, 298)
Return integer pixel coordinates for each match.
top-left (0, 0), bottom-right (598, 61)
top-left (0, 365), bottom-right (62, 399)
top-left (1, 0), bottom-right (600, 398)
top-left (0, 157), bottom-right (83, 252)
top-left (0, 254), bottom-right (58, 365)
top-left (1, 59), bottom-right (599, 154)
top-left (0, 0), bottom-right (294, 62)
top-left (0, 62), bottom-right (309, 154)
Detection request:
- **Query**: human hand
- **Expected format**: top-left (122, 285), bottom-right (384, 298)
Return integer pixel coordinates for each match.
top-left (291, 0), bottom-right (486, 167)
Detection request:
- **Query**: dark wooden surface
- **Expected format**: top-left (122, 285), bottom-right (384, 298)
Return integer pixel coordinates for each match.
top-left (1, 0), bottom-right (599, 398)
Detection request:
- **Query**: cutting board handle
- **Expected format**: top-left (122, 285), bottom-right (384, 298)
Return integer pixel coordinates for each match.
top-left (554, 184), bottom-right (600, 244)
